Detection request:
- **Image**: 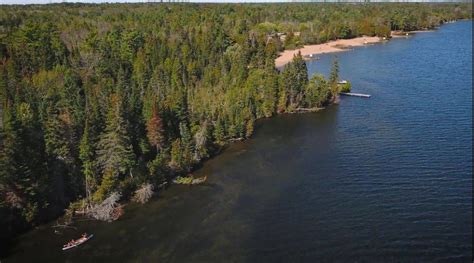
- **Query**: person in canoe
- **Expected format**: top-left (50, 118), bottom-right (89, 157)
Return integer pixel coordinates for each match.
top-left (63, 240), bottom-right (75, 248)
top-left (62, 233), bottom-right (93, 250)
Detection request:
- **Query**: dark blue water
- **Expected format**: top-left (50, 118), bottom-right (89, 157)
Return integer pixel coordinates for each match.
top-left (4, 21), bottom-right (472, 262)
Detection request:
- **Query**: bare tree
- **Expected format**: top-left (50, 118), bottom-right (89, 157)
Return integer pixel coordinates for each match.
top-left (132, 183), bottom-right (154, 204)
top-left (88, 192), bottom-right (122, 222)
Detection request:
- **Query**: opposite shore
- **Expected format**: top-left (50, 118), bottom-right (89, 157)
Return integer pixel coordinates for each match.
top-left (275, 30), bottom-right (436, 68)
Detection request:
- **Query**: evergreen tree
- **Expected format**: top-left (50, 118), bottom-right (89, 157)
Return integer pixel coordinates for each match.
top-left (293, 52), bottom-right (309, 106)
top-left (0, 106), bottom-right (48, 222)
top-left (329, 58), bottom-right (340, 101)
top-left (44, 105), bottom-right (73, 163)
top-left (282, 52), bottom-right (308, 110)
top-left (0, 109), bottom-right (22, 210)
top-left (95, 95), bottom-right (135, 201)
top-left (329, 58), bottom-right (340, 85)
top-left (245, 117), bottom-right (255, 138)
top-left (213, 118), bottom-right (226, 145)
top-left (169, 139), bottom-right (183, 172)
top-left (0, 2), bottom-right (467, 235)
top-left (305, 74), bottom-right (331, 108)
top-left (179, 121), bottom-right (194, 171)
top-left (79, 121), bottom-right (98, 201)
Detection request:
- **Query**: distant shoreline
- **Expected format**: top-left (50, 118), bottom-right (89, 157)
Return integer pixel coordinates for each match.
top-left (275, 29), bottom-right (437, 68)
top-left (275, 36), bottom-right (383, 68)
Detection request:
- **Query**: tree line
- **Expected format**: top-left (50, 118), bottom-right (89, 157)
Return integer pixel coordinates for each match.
top-left (0, 2), bottom-right (471, 246)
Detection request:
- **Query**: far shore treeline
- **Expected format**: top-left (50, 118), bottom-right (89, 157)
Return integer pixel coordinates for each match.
top-left (0, 3), bottom-right (471, 247)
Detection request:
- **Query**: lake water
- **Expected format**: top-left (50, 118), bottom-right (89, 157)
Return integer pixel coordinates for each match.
top-left (4, 21), bottom-right (472, 262)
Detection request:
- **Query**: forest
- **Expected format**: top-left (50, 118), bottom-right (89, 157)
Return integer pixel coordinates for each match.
top-left (0, 2), bottom-right (471, 245)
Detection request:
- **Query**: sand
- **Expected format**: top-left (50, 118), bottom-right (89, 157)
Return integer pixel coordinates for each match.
top-left (274, 29), bottom-right (435, 67)
top-left (275, 36), bottom-right (383, 68)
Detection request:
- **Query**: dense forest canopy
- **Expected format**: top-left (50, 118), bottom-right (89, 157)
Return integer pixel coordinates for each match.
top-left (0, 2), bottom-right (471, 244)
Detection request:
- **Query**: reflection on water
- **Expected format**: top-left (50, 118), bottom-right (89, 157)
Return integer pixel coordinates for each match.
top-left (5, 21), bottom-right (472, 262)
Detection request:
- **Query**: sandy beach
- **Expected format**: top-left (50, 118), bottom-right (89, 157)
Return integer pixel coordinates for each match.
top-left (275, 29), bottom-right (439, 67)
top-left (275, 36), bottom-right (383, 68)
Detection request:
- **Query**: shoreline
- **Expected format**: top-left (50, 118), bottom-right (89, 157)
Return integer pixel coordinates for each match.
top-left (2, 21), bottom-right (463, 258)
top-left (3, 18), bottom-right (470, 261)
top-left (275, 36), bottom-right (383, 68)
top-left (275, 29), bottom-right (438, 68)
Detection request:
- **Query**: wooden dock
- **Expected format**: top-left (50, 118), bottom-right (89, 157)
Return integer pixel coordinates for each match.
top-left (340, 92), bottom-right (371, 98)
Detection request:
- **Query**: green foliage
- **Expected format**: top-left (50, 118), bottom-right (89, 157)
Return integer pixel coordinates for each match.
top-left (329, 58), bottom-right (340, 100)
top-left (213, 118), bottom-right (226, 146)
top-left (79, 121), bottom-right (98, 200)
top-left (329, 59), bottom-right (340, 85)
top-left (169, 139), bottom-right (184, 172)
top-left (95, 95), bottom-right (135, 200)
top-left (147, 150), bottom-right (168, 184)
top-left (281, 52), bottom-right (309, 110)
top-left (339, 81), bottom-right (352, 93)
top-left (246, 118), bottom-right (255, 138)
top-left (0, 2), bottom-right (470, 236)
top-left (305, 74), bottom-right (332, 108)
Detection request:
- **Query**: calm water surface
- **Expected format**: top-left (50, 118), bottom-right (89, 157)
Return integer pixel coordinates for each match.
top-left (4, 21), bottom-right (472, 262)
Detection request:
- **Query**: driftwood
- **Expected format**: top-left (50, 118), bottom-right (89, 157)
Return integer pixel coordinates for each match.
top-left (88, 192), bottom-right (123, 222)
top-left (52, 223), bottom-right (77, 231)
top-left (132, 183), bottom-right (154, 204)
top-left (191, 176), bottom-right (207, 184)
top-left (157, 181), bottom-right (168, 189)
top-left (52, 216), bottom-right (77, 235)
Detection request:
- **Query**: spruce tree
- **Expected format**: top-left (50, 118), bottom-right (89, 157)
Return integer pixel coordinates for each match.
top-left (95, 95), bottom-right (135, 201)
top-left (179, 121), bottom-right (194, 171)
top-left (169, 139), bottom-right (183, 172)
top-left (329, 58), bottom-right (340, 101)
top-left (293, 51), bottom-right (309, 107)
top-left (0, 108), bottom-right (21, 209)
top-left (79, 121), bottom-right (98, 201)
top-left (44, 105), bottom-right (73, 163)
top-left (213, 118), bottom-right (225, 145)
top-left (329, 58), bottom-right (340, 85)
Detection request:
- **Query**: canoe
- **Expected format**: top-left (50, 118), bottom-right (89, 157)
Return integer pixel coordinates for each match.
top-left (62, 234), bottom-right (94, 251)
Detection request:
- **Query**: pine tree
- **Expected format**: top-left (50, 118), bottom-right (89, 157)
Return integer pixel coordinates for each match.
top-left (95, 95), bottom-right (135, 201)
top-left (277, 74), bottom-right (288, 113)
top-left (179, 121), bottom-right (194, 171)
top-left (329, 58), bottom-right (340, 85)
top-left (282, 62), bottom-right (296, 109)
top-left (44, 105), bottom-right (73, 163)
top-left (147, 148), bottom-right (168, 184)
top-left (282, 52), bottom-right (308, 110)
top-left (0, 108), bottom-right (21, 210)
top-left (79, 121), bottom-right (97, 201)
top-left (293, 51), bottom-right (309, 107)
top-left (305, 74), bottom-right (331, 108)
top-left (329, 58), bottom-right (340, 101)
top-left (213, 118), bottom-right (225, 145)
top-left (169, 139), bottom-right (183, 172)
top-left (0, 106), bottom-right (48, 222)
top-left (245, 117), bottom-right (255, 138)
top-left (262, 65), bottom-right (278, 117)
